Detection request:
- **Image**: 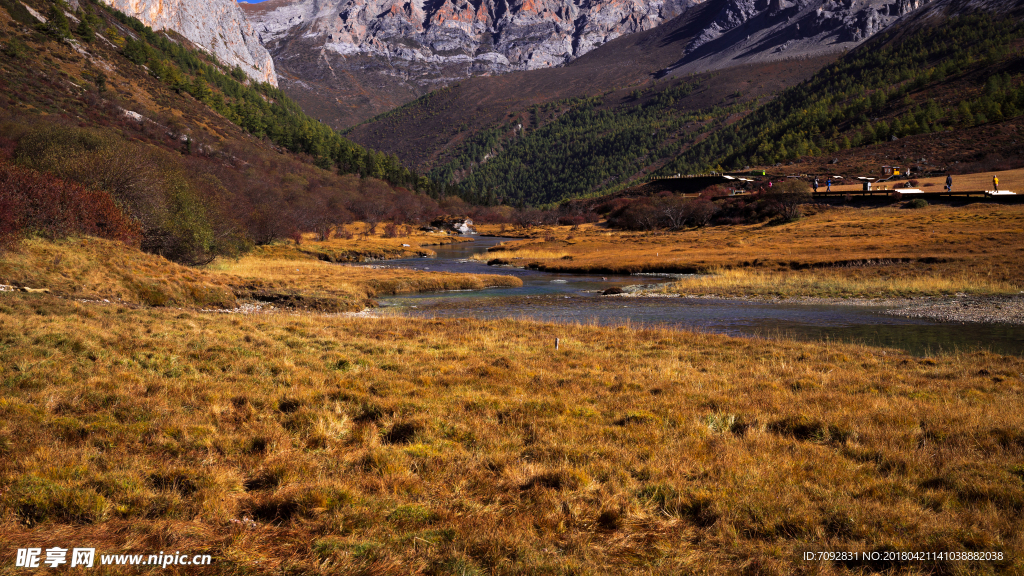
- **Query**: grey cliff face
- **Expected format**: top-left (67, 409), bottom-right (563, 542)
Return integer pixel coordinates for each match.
top-left (101, 0), bottom-right (278, 86)
top-left (666, 0), bottom-right (936, 76)
top-left (239, 0), bottom-right (963, 129)
top-left (247, 0), bottom-right (694, 80)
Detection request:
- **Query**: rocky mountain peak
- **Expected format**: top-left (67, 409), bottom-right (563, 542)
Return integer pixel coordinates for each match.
top-left (245, 0), bottom-right (692, 79)
top-left (101, 0), bottom-right (278, 86)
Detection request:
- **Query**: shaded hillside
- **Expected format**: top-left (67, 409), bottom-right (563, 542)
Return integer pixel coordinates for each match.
top-left (429, 57), bottom-right (835, 206)
top-left (337, 0), bottom-right (906, 204)
top-left (343, 2), bottom-right (830, 171)
top-left (657, 13), bottom-right (1024, 176)
top-left (661, 0), bottom-right (921, 76)
top-left (335, 5), bottom-right (716, 145)
top-left (750, 0), bottom-right (1024, 178)
top-left (0, 0), bottom-right (455, 263)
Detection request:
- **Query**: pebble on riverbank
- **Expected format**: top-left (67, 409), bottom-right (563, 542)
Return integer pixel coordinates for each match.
top-left (615, 288), bottom-right (1024, 326)
top-left (886, 295), bottom-right (1024, 326)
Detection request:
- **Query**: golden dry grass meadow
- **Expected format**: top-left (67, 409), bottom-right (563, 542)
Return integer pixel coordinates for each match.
top-left (477, 202), bottom-right (1024, 298)
top-left (1, 207), bottom-right (1023, 575)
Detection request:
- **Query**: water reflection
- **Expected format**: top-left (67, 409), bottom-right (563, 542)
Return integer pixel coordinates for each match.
top-left (367, 237), bottom-right (1024, 357)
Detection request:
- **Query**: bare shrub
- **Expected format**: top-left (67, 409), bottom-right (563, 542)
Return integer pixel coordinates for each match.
top-left (659, 195), bottom-right (691, 229)
top-left (0, 163), bottom-right (141, 248)
top-left (314, 223), bottom-right (335, 242)
top-left (762, 179), bottom-right (812, 222)
top-left (686, 198), bottom-right (720, 227)
top-left (611, 199), bottom-right (660, 230)
top-left (14, 124), bottom-right (164, 229)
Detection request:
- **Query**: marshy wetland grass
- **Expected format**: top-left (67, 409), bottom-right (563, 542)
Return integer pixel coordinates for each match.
top-left (1, 220), bottom-right (1023, 574)
top-left (0, 235), bottom-right (521, 312)
top-left (477, 203), bottom-right (1024, 299)
top-left (0, 293), bottom-right (1023, 574)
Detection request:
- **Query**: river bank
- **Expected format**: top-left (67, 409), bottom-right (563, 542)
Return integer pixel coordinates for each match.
top-left (612, 289), bottom-right (1024, 325)
top-left (885, 294), bottom-right (1024, 325)
top-left (473, 204), bottom-right (1024, 300)
top-left (0, 236), bottom-right (521, 312)
top-left (2, 232), bottom-right (1023, 574)
top-left (363, 234), bottom-right (1024, 356)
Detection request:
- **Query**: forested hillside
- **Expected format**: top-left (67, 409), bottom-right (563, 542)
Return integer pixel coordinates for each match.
top-left (111, 8), bottom-right (419, 185)
top-left (429, 80), bottom-right (753, 206)
top-left (661, 15), bottom-right (1024, 175)
top-left (417, 14), bottom-right (1024, 206)
top-left (0, 0), bottom-right (457, 264)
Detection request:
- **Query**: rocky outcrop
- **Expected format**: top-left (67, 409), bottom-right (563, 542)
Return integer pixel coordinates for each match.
top-left (245, 0), bottom-right (691, 83)
top-left (238, 0), bottom-right (700, 128)
top-left (102, 0), bottom-right (278, 86)
top-left (663, 0), bottom-right (935, 76)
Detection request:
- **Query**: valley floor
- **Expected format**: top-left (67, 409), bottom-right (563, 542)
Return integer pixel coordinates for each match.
top-left (0, 293), bottom-right (1022, 575)
top-left (477, 202), bottom-right (1024, 299)
top-left (0, 208), bottom-right (1022, 574)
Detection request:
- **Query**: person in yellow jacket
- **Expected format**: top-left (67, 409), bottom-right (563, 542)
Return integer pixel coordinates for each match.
top-left (993, 175), bottom-right (999, 191)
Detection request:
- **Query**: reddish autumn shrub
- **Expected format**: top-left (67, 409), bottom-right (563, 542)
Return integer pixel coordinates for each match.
top-left (0, 162), bottom-right (140, 247)
top-left (594, 197), bottom-right (632, 215)
top-left (607, 198), bottom-right (660, 230)
top-left (0, 136), bottom-right (16, 162)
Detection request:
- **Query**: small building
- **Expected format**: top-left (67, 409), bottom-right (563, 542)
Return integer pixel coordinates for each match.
top-left (882, 165), bottom-right (902, 177)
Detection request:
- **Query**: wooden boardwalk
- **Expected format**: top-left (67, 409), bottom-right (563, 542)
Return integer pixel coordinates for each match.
top-left (813, 189), bottom-right (1024, 202)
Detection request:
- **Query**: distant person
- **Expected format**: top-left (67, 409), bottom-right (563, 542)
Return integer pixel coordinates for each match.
top-left (826, 177), bottom-right (832, 192)
top-left (993, 175), bottom-right (999, 192)
top-left (945, 174), bottom-right (952, 192)
top-left (813, 177), bottom-right (819, 193)
top-left (768, 180), bottom-right (773, 189)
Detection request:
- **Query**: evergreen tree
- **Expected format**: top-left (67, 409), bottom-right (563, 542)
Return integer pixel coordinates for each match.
top-left (123, 39), bottom-right (149, 65)
top-left (190, 76), bottom-right (212, 102)
top-left (45, 5), bottom-right (71, 39)
top-left (76, 13), bottom-right (95, 42)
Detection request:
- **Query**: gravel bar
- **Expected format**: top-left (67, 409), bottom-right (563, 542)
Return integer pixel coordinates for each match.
top-left (618, 289), bottom-right (1024, 325)
top-left (885, 295), bottom-right (1024, 325)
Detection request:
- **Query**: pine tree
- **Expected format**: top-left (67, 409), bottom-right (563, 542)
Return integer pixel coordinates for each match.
top-left (76, 14), bottom-right (95, 42)
top-left (45, 6), bottom-right (71, 39)
top-left (123, 39), bottom-right (149, 65)
top-left (190, 77), bottom-right (212, 102)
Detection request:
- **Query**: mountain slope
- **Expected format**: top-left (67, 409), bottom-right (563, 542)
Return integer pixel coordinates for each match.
top-left (341, 4), bottom-right (726, 169)
top-left (102, 0), bottom-right (278, 86)
top-left (244, 0), bottom-right (923, 129)
top-left (343, 1), bottom-right (1024, 206)
top-left (337, 0), bottom-right (942, 172)
top-left (241, 0), bottom-right (693, 129)
top-left (661, 0), bottom-right (922, 76)
top-left (247, 0), bottom-right (690, 73)
top-left (657, 9), bottom-right (1024, 177)
top-left (337, 0), bottom-right (846, 202)
top-left (0, 0), bottom-right (448, 264)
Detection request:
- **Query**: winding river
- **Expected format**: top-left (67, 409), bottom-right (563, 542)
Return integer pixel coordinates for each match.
top-left (371, 237), bottom-right (1024, 357)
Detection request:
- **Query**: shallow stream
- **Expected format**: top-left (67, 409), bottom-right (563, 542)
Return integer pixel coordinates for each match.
top-left (370, 237), bottom-right (1024, 357)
